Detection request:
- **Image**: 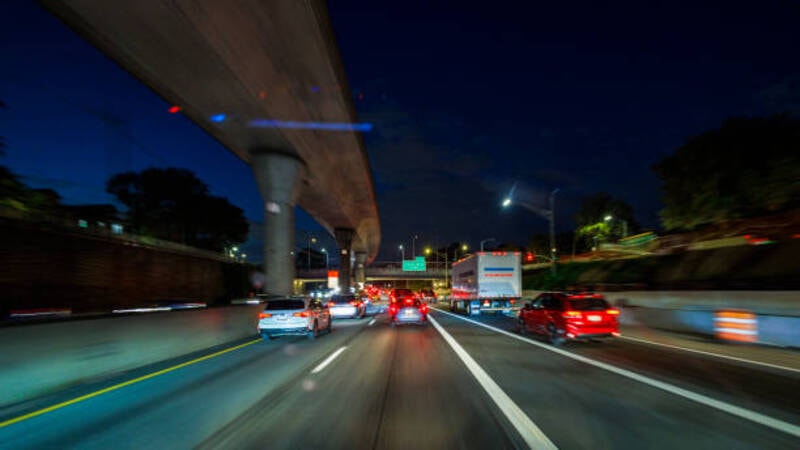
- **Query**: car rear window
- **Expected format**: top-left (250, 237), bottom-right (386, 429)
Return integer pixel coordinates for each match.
top-left (567, 297), bottom-right (609, 311)
top-left (264, 299), bottom-right (306, 310)
top-left (330, 295), bottom-right (355, 304)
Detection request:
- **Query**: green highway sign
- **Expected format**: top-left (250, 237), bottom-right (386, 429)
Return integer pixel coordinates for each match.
top-left (402, 256), bottom-right (427, 272)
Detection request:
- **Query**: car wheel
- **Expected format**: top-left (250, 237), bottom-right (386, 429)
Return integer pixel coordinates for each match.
top-left (547, 323), bottom-right (565, 346)
top-left (518, 319), bottom-right (527, 335)
top-left (326, 319), bottom-right (332, 334)
top-left (466, 303), bottom-right (472, 315)
top-left (261, 333), bottom-right (273, 342)
top-left (390, 319), bottom-right (396, 328)
top-left (308, 322), bottom-right (319, 340)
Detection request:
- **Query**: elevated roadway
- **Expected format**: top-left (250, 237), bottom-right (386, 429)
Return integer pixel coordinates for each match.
top-left (39, 0), bottom-right (380, 293)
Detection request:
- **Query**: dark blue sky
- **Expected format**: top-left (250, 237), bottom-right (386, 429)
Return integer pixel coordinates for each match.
top-left (1, 0), bottom-right (798, 261)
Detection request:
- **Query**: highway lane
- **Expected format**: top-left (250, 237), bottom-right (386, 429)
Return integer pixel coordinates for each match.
top-left (2, 306), bottom-right (799, 449)
top-left (0, 317), bottom-right (373, 449)
top-left (198, 313), bottom-right (520, 449)
top-left (452, 309), bottom-right (800, 426)
top-left (431, 308), bottom-right (800, 449)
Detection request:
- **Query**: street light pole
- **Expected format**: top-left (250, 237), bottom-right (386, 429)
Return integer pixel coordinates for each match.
top-left (321, 248), bottom-right (329, 268)
top-left (502, 187), bottom-right (559, 275)
top-left (480, 237), bottom-right (496, 252)
top-left (399, 244), bottom-right (405, 262)
top-left (412, 235), bottom-right (418, 258)
top-left (549, 188), bottom-right (559, 275)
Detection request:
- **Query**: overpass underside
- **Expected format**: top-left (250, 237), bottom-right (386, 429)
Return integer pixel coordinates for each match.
top-left (40, 0), bottom-right (381, 295)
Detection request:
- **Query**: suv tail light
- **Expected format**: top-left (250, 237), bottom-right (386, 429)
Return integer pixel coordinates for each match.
top-left (606, 309), bottom-right (620, 316)
top-left (293, 311), bottom-right (310, 317)
top-left (258, 312), bottom-right (272, 319)
top-left (420, 304), bottom-right (429, 314)
top-left (389, 305), bottom-right (398, 315)
top-left (562, 310), bottom-right (582, 319)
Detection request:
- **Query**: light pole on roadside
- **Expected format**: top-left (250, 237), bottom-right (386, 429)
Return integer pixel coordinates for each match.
top-left (398, 244), bottom-right (405, 262)
top-left (480, 237), bottom-right (496, 252)
top-left (307, 236), bottom-right (317, 270)
top-left (321, 248), bottom-right (329, 268)
top-left (503, 188), bottom-right (559, 275)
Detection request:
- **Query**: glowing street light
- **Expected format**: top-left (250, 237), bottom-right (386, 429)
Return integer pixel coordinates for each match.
top-left (503, 187), bottom-right (560, 274)
top-left (604, 215), bottom-right (613, 221)
top-left (398, 244), bottom-right (405, 261)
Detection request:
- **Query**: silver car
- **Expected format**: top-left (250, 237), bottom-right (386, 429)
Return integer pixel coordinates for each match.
top-left (327, 294), bottom-right (366, 319)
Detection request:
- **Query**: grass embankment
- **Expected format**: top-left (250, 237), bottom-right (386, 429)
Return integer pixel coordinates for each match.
top-left (523, 239), bottom-right (800, 291)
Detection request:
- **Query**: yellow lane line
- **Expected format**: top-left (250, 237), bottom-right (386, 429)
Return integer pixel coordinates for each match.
top-left (0, 339), bottom-right (261, 428)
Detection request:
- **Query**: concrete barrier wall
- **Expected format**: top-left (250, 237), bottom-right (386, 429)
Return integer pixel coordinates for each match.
top-left (0, 305), bottom-right (262, 408)
top-left (521, 290), bottom-right (800, 348)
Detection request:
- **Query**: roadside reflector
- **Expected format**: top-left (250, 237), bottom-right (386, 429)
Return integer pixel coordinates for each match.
top-left (714, 310), bottom-right (757, 343)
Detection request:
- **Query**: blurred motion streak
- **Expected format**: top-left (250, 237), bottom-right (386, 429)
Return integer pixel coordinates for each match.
top-left (249, 119), bottom-right (373, 131)
top-left (715, 310), bottom-right (758, 343)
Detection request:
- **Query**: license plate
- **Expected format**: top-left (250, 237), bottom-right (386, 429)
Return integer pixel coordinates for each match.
top-left (404, 310), bottom-right (414, 316)
top-left (277, 314), bottom-right (288, 321)
top-left (587, 315), bottom-right (601, 322)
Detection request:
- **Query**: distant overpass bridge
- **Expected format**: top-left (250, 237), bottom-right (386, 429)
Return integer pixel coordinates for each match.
top-left (41, 0), bottom-right (380, 295)
top-left (295, 262), bottom-right (448, 290)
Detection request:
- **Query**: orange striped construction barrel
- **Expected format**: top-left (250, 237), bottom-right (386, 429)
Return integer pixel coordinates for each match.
top-left (714, 310), bottom-right (758, 343)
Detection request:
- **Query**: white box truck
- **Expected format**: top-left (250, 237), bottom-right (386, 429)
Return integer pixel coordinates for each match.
top-left (450, 252), bottom-right (522, 315)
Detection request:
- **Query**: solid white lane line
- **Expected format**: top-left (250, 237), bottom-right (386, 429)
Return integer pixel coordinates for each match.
top-left (310, 346), bottom-right (347, 374)
top-left (620, 335), bottom-right (800, 375)
top-left (433, 309), bottom-right (800, 439)
top-left (368, 318), bottom-right (376, 326)
top-left (429, 316), bottom-right (558, 450)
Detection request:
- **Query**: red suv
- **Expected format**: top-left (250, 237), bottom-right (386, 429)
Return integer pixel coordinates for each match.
top-left (517, 292), bottom-right (620, 345)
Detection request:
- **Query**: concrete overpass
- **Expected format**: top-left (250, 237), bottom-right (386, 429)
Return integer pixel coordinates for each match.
top-left (40, 0), bottom-right (380, 294)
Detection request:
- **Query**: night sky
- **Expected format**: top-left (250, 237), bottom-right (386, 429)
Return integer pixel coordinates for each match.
top-left (2, 0), bottom-right (799, 262)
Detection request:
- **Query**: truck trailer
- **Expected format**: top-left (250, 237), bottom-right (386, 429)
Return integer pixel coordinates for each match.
top-left (450, 252), bottom-right (522, 315)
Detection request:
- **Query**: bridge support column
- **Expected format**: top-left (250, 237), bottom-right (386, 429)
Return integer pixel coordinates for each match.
top-left (334, 228), bottom-right (354, 293)
top-left (355, 252), bottom-right (367, 285)
top-left (251, 151), bottom-right (303, 296)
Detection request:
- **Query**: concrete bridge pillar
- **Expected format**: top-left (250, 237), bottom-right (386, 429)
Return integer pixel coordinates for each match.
top-left (355, 252), bottom-right (367, 285)
top-left (334, 228), bottom-right (354, 293)
top-left (251, 151), bottom-right (303, 296)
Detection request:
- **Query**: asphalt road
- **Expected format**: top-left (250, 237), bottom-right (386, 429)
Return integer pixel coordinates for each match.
top-left (1, 307), bottom-right (798, 449)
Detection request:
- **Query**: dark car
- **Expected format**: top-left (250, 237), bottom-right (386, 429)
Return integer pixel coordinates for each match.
top-left (419, 288), bottom-right (437, 303)
top-left (518, 292), bottom-right (620, 345)
top-left (389, 288), bottom-right (416, 304)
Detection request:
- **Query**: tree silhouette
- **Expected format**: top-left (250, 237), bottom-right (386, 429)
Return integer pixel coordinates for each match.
top-left (653, 114), bottom-right (800, 230)
top-left (106, 168), bottom-right (248, 251)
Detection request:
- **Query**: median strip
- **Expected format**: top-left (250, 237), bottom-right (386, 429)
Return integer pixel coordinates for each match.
top-left (433, 309), bottom-right (800, 439)
top-left (0, 339), bottom-right (261, 428)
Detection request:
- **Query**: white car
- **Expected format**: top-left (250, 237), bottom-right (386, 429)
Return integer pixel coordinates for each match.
top-left (327, 294), bottom-right (366, 319)
top-left (257, 297), bottom-right (331, 341)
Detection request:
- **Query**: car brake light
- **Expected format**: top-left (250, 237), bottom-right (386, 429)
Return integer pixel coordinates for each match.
top-left (327, 302), bottom-right (335, 307)
top-left (420, 304), bottom-right (428, 314)
top-left (509, 299), bottom-right (515, 305)
top-left (258, 312), bottom-right (272, 319)
top-left (606, 309), bottom-right (620, 315)
top-left (405, 298), bottom-right (413, 305)
top-left (293, 311), bottom-right (310, 317)
top-left (350, 301), bottom-right (360, 306)
top-left (562, 310), bottom-right (582, 319)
